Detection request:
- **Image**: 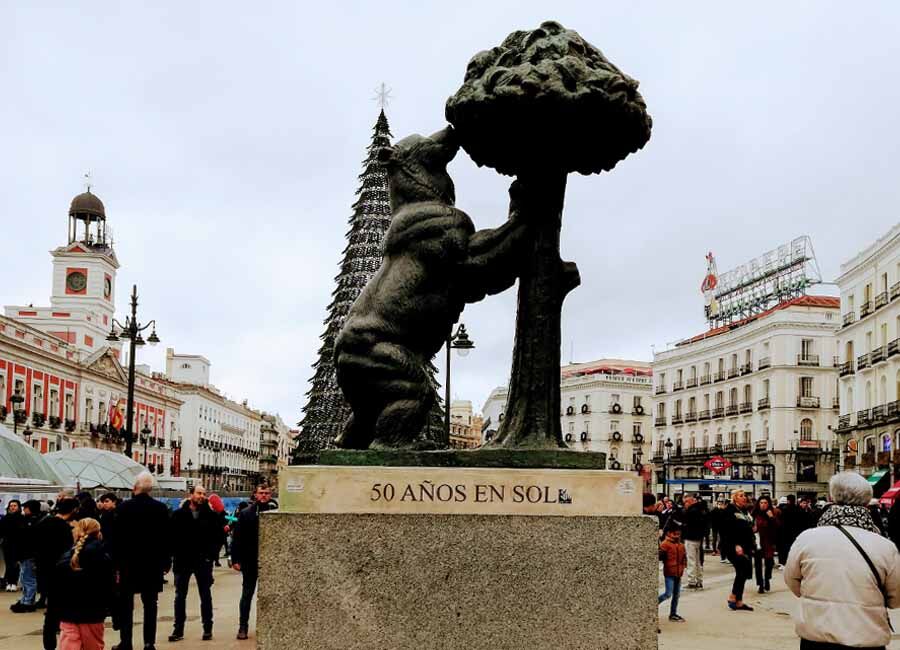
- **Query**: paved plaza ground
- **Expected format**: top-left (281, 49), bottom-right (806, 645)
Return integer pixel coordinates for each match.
top-left (2, 554), bottom-right (900, 649)
top-left (0, 564), bottom-right (255, 650)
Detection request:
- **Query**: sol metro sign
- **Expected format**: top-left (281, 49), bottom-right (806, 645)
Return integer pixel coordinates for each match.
top-left (704, 456), bottom-right (732, 475)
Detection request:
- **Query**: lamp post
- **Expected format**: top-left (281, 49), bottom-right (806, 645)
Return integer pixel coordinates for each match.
top-left (634, 448), bottom-right (643, 476)
top-left (22, 425), bottom-right (32, 445)
top-left (664, 437), bottom-right (674, 498)
top-left (10, 390), bottom-right (25, 438)
top-left (444, 324), bottom-right (475, 446)
top-left (106, 285), bottom-right (159, 458)
top-left (141, 423), bottom-right (152, 467)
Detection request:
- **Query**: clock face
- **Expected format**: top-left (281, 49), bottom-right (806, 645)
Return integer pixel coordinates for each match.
top-left (104, 277), bottom-right (112, 298)
top-left (66, 271), bottom-right (87, 293)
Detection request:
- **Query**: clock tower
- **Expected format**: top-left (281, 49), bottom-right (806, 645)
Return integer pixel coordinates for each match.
top-left (5, 189), bottom-right (121, 354)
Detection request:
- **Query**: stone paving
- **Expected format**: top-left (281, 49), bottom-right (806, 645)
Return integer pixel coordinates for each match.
top-left (0, 564), bottom-right (255, 650)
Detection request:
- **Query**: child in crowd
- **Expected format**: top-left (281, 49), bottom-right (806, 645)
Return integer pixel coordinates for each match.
top-left (658, 523), bottom-right (687, 623)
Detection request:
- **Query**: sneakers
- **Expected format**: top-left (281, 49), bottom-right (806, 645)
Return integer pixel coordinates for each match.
top-left (668, 614), bottom-right (686, 622)
top-left (9, 600), bottom-right (36, 613)
top-left (237, 629), bottom-right (249, 640)
top-left (168, 632), bottom-right (184, 642)
top-left (4, 584), bottom-right (18, 592)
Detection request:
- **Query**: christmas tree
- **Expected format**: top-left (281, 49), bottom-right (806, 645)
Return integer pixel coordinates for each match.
top-left (295, 109), bottom-right (444, 460)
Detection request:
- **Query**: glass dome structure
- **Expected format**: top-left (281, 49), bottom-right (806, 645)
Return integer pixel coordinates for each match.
top-left (45, 447), bottom-right (157, 490)
top-left (0, 423), bottom-right (64, 484)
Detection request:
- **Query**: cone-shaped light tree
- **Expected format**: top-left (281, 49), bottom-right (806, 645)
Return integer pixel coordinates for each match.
top-left (446, 21), bottom-right (652, 449)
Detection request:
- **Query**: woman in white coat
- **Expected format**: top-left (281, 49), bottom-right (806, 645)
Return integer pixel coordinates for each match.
top-left (785, 472), bottom-right (900, 650)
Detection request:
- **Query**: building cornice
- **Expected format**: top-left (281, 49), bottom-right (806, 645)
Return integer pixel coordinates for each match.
top-left (837, 222), bottom-right (900, 283)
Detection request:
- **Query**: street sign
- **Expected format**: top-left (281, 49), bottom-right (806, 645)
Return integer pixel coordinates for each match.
top-left (704, 456), bottom-right (732, 475)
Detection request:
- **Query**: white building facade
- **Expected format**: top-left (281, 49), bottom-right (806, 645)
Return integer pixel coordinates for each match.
top-left (835, 223), bottom-right (900, 484)
top-left (482, 359), bottom-right (653, 472)
top-left (652, 296), bottom-right (841, 499)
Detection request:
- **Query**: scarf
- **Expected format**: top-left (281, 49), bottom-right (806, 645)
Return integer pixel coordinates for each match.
top-left (816, 504), bottom-right (881, 535)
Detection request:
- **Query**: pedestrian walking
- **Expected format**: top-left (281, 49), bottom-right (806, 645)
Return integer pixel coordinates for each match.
top-left (10, 500), bottom-right (44, 612)
top-left (207, 494), bottom-right (228, 567)
top-left (752, 495), bottom-right (779, 593)
top-left (657, 524), bottom-right (687, 623)
top-left (55, 518), bottom-right (115, 650)
top-left (231, 483), bottom-right (276, 640)
top-left (709, 498), bottom-right (728, 561)
top-left (111, 471), bottom-right (171, 650)
top-left (36, 497), bottom-right (79, 650)
top-left (721, 489), bottom-right (756, 611)
top-left (0, 499), bottom-right (24, 592)
top-left (681, 494), bottom-right (708, 589)
top-left (785, 472), bottom-right (900, 650)
top-left (96, 493), bottom-right (119, 552)
top-left (168, 484), bottom-right (223, 643)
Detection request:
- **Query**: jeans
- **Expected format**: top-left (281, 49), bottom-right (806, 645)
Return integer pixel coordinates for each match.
top-left (658, 575), bottom-right (681, 616)
top-left (239, 568), bottom-right (258, 630)
top-left (174, 562), bottom-right (214, 634)
top-left (685, 540), bottom-right (703, 585)
top-left (754, 553), bottom-right (774, 588)
top-left (19, 558), bottom-right (37, 605)
top-left (118, 587), bottom-right (159, 648)
top-left (729, 553), bottom-right (752, 601)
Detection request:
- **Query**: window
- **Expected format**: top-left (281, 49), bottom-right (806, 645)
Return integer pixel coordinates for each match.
top-left (743, 384), bottom-right (752, 403)
top-left (718, 358), bottom-right (724, 373)
top-left (729, 429), bottom-right (738, 446)
top-left (610, 420), bottom-right (619, 433)
top-left (658, 403), bottom-right (666, 416)
top-left (763, 379), bottom-right (770, 397)
top-left (689, 434), bottom-right (696, 450)
top-left (610, 394), bottom-right (620, 408)
top-left (800, 377), bottom-right (813, 398)
top-left (181, 363), bottom-right (191, 369)
top-left (800, 418), bottom-right (813, 441)
top-left (866, 331), bottom-right (873, 353)
top-left (848, 294), bottom-right (855, 312)
top-left (729, 387), bottom-right (738, 407)
top-left (731, 354), bottom-right (738, 370)
top-left (744, 349), bottom-right (752, 365)
top-left (32, 384), bottom-right (43, 414)
top-left (676, 369), bottom-right (683, 382)
top-left (584, 421), bottom-right (590, 435)
top-left (688, 396), bottom-right (696, 413)
top-left (633, 422), bottom-right (641, 436)
top-left (883, 272), bottom-right (889, 294)
top-left (742, 430), bottom-right (751, 445)
top-left (49, 389), bottom-right (59, 415)
top-left (763, 420), bottom-right (769, 440)
top-left (674, 400), bottom-right (682, 417)
top-left (633, 395), bottom-right (642, 409)
top-left (865, 283), bottom-right (872, 304)
top-left (715, 391), bottom-right (724, 408)
top-left (690, 366), bottom-right (697, 380)
top-left (85, 398), bottom-right (93, 424)
top-left (98, 401), bottom-right (105, 425)
top-left (702, 432), bottom-right (709, 447)
top-left (703, 393), bottom-right (710, 409)
top-left (801, 339), bottom-right (813, 359)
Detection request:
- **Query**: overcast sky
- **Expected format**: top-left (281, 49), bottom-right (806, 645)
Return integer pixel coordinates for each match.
top-left (3, 3), bottom-right (900, 425)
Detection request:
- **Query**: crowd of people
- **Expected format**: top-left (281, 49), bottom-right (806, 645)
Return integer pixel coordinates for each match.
top-left (645, 472), bottom-right (900, 650)
top-left (0, 473), bottom-right (276, 650)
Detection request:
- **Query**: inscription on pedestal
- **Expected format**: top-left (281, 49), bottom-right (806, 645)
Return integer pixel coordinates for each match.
top-left (279, 466), bottom-right (639, 516)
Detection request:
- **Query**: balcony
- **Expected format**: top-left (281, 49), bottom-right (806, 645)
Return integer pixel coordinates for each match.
top-left (839, 361), bottom-right (855, 377)
top-left (888, 401), bottom-right (900, 419)
top-left (671, 415), bottom-right (684, 425)
top-left (740, 363), bottom-right (753, 375)
top-left (860, 300), bottom-right (873, 318)
top-left (857, 353), bottom-right (870, 371)
top-left (672, 381), bottom-right (684, 392)
top-left (686, 377), bottom-right (698, 389)
top-left (875, 292), bottom-right (888, 310)
top-left (714, 371), bottom-right (726, 382)
top-left (842, 312), bottom-right (856, 327)
top-left (857, 409), bottom-right (872, 426)
top-left (728, 367), bottom-right (740, 379)
top-left (797, 354), bottom-right (819, 367)
top-left (872, 346), bottom-right (887, 365)
top-left (712, 407), bottom-right (725, 419)
top-left (758, 397), bottom-right (770, 410)
top-left (739, 401), bottom-right (753, 414)
top-left (872, 405), bottom-right (886, 422)
top-left (755, 440), bottom-right (770, 453)
top-left (889, 339), bottom-right (900, 358)
top-left (654, 416), bottom-right (666, 427)
top-left (685, 411), bottom-right (698, 423)
top-left (837, 414), bottom-right (852, 430)
top-left (725, 404), bottom-right (739, 416)
top-left (700, 374), bottom-right (712, 385)
top-left (797, 396), bottom-right (820, 409)
top-left (892, 281), bottom-right (900, 302)
top-left (655, 385), bottom-right (666, 395)
top-left (737, 443), bottom-right (752, 453)
top-left (652, 452), bottom-right (664, 463)
top-left (698, 409), bottom-right (711, 421)
top-left (758, 357), bottom-right (771, 370)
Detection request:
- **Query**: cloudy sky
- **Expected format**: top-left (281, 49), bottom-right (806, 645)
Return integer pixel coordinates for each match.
top-left (3, 3), bottom-right (900, 426)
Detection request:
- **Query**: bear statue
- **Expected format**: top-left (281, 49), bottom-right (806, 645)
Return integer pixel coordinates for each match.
top-left (333, 125), bottom-right (534, 450)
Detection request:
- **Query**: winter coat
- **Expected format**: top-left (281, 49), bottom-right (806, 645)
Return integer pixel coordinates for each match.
top-left (785, 524), bottom-right (900, 648)
top-left (53, 539), bottom-right (115, 624)
top-left (754, 509), bottom-right (779, 560)
top-left (231, 501), bottom-right (276, 573)
top-left (720, 503), bottom-right (756, 559)
top-left (709, 505), bottom-right (729, 533)
top-left (659, 535), bottom-right (687, 578)
top-left (681, 502), bottom-right (709, 542)
top-left (0, 511), bottom-right (25, 564)
top-left (112, 493), bottom-right (171, 593)
top-left (170, 502), bottom-right (224, 571)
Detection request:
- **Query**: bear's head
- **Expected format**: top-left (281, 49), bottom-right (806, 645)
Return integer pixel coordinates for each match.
top-left (378, 126), bottom-right (459, 208)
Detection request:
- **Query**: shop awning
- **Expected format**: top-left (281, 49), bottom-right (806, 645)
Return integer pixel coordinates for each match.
top-left (867, 469), bottom-right (888, 485)
top-left (879, 481), bottom-right (900, 506)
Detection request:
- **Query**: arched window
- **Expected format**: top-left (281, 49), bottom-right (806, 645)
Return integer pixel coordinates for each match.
top-left (729, 387), bottom-right (738, 406)
top-left (689, 433), bottom-right (696, 450)
top-left (743, 384), bottom-right (752, 404)
top-left (800, 418), bottom-right (814, 441)
top-left (729, 427), bottom-right (738, 446)
top-left (702, 431), bottom-right (709, 448)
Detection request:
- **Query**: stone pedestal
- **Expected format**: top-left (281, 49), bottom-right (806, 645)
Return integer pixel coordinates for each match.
top-left (259, 466), bottom-right (658, 650)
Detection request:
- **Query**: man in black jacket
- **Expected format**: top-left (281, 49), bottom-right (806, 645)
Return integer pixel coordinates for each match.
top-left (168, 484), bottom-right (222, 643)
top-left (231, 483), bottom-right (275, 640)
top-left (35, 497), bottom-right (79, 650)
top-left (681, 494), bottom-right (709, 589)
top-left (112, 471), bottom-right (171, 650)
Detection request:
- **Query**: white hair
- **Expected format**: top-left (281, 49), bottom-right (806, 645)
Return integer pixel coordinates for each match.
top-left (829, 472), bottom-right (872, 506)
top-left (133, 471), bottom-right (154, 495)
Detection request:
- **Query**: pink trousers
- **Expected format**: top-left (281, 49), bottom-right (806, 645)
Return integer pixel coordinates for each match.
top-left (59, 622), bottom-right (105, 650)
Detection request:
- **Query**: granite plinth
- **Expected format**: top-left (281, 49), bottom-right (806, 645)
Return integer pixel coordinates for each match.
top-left (258, 512), bottom-right (658, 650)
top-left (318, 447), bottom-right (606, 469)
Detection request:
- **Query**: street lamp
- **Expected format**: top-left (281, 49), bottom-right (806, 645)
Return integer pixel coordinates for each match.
top-left (634, 447), bottom-right (643, 476)
top-left (186, 458), bottom-right (193, 477)
top-left (664, 437), bottom-right (674, 498)
top-left (106, 284), bottom-right (160, 458)
top-left (445, 323), bottom-right (475, 445)
top-left (141, 423), bottom-right (152, 466)
top-left (10, 390), bottom-right (25, 438)
top-left (22, 425), bottom-right (32, 445)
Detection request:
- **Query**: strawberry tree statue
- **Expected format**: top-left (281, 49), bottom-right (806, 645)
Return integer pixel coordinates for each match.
top-left (446, 21), bottom-right (652, 449)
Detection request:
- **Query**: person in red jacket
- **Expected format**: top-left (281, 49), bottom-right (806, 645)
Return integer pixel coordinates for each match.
top-left (658, 524), bottom-right (688, 622)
